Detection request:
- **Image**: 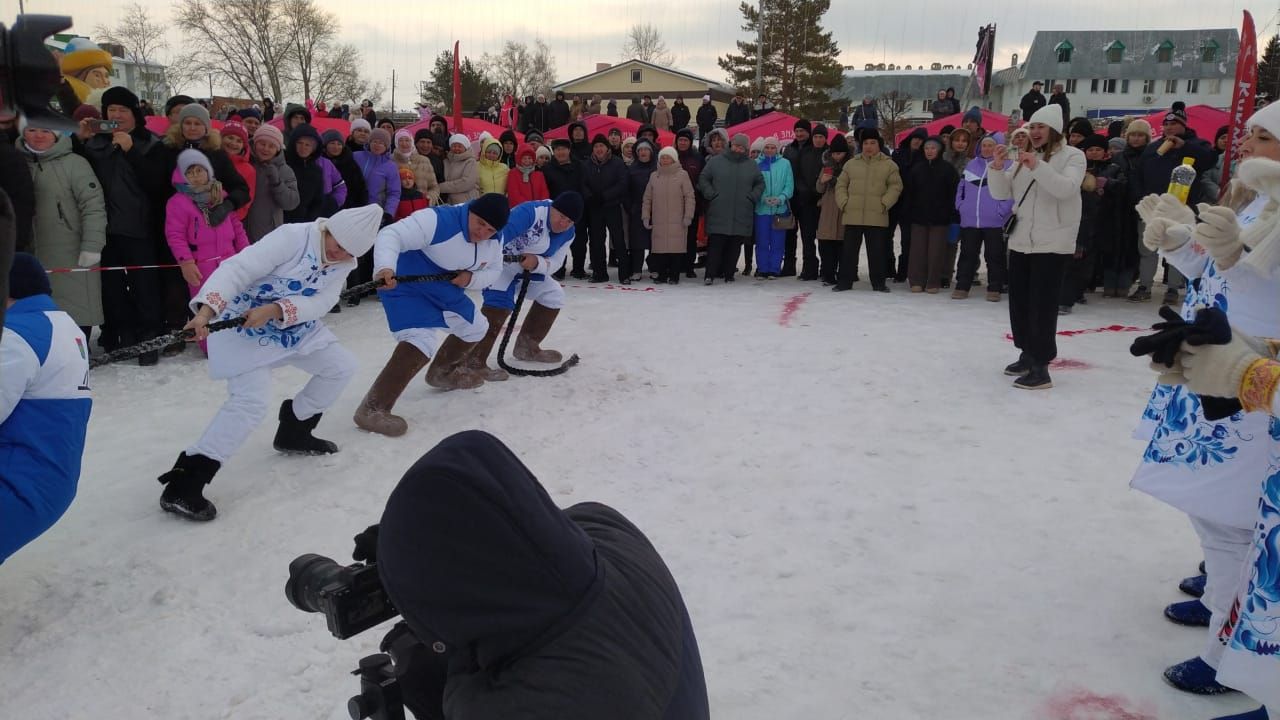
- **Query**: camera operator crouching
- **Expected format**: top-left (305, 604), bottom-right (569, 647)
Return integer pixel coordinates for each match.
top-left (290, 430), bottom-right (710, 720)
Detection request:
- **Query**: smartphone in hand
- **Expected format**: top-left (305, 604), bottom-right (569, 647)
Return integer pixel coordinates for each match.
top-left (89, 119), bottom-right (121, 134)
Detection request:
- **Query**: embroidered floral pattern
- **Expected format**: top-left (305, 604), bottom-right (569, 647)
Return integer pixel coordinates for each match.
top-left (205, 291), bottom-right (227, 314)
top-left (1143, 384), bottom-right (1246, 465)
top-left (1241, 359), bottom-right (1280, 414)
top-left (217, 248), bottom-right (335, 349)
top-left (1227, 469), bottom-right (1280, 658)
top-left (278, 299), bottom-right (299, 326)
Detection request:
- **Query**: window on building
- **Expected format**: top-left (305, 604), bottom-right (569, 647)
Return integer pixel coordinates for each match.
top-left (1064, 79), bottom-right (1077, 93)
top-left (1055, 41), bottom-right (1073, 63)
top-left (1207, 79), bottom-right (1222, 94)
top-left (1106, 41), bottom-right (1125, 64)
top-left (1157, 40), bottom-right (1175, 63)
top-left (1142, 79), bottom-right (1156, 94)
top-left (1090, 79), bottom-right (1099, 93)
top-left (923, 99), bottom-right (933, 112)
top-left (1165, 78), bottom-right (1179, 94)
top-left (1121, 79), bottom-right (1131, 94)
top-left (1201, 39), bottom-right (1220, 63)
top-left (631, 69), bottom-right (642, 83)
top-left (1187, 79), bottom-right (1200, 94)
top-left (1102, 79), bottom-right (1117, 94)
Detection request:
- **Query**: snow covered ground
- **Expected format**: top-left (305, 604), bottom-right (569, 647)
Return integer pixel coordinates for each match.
top-left (0, 277), bottom-right (1263, 720)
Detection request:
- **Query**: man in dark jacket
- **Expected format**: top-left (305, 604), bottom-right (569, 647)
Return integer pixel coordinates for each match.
top-left (0, 135), bottom-right (34, 254)
top-left (75, 86), bottom-right (167, 360)
top-left (377, 430), bottom-right (710, 720)
top-left (891, 127), bottom-right (928, 282)
top-left (1048, 84), bottom-right (1070, 130)
top-left (523, 94), bottom-right (549, 133)
top-left (567, 120), bottom-right (592, 163)
top-left (725, 95), bottom-right (751, 127)
top-left (695, 96), bottom-right (718, 139)
top-left (671, 97), bottom-right (691, 131)
top-left (581, 135), bottom-right (628, 282)
top-left (543, 139), bottom-right (587, 278)
top-left (1019, 81), bottom-right (1046, 123)
top-left (641, 95), bottom-right (655, 123)
top-left (626, 97), bottom-right (646, 122)
top-left (783, 119), bottom-right (825, 278)
top-left (547, 91), bottom-right (572, 130)
top-left (851, 96), bottom-right (878, 132)
top-left (699, 133), bottom-right (764, 282)
top-left (752, 94), bottom-right (774, 119)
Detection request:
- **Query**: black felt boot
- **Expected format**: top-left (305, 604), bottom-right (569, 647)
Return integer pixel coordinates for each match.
top-left (158, 452), bottom-right (220, 521)
top-left (273, 399), bottom-right (339, 455)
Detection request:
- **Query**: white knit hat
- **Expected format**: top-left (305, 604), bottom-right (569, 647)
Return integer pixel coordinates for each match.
top-left (1028, 105), bottom-right (1063, 134)
top-left (763, 136), bottom-right (781, 149)
top-left (658, 146), bottom-right (678, 164)
top-left (350, 118), bottom-right (371, 133)
top-left (321, 204), bottom-right (382, 258)
top-left (449, 133), bottom-right (472, 151)
top-left (177, 149), bottom-right (215, 180)
top-left (1247, 100), bottom-right (1280, 141)
top-left (750, 137), bottom-right (766, 152)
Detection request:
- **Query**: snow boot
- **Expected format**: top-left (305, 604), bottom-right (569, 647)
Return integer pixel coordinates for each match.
top-left (1013, 365), bottom-right (1053, 390)
top-left (1165, 599), bottom-right (1212, 626)
top-left (1004, 352), bottom-right (1032, 377)
top-left (1212, 707), bottom-right (1269, 720)
top-left (1163, 656), bottom-right (1236, 695)
top-left (273, 399), bottom-right (339, 455)
top-left (158, 452), bottom-right (220, 521)
top-left (1200, 560), bottom-right (1207, 574)
top-left (1179, 574), bottom-right (1207, 598)
top-left (353, 342), bottom-right (429, 437)
top-left (464, 306), bottom-right (512, 382)
top-left (1128, 285), bottom-right (1152, 302)
top-left (426, 335), bottom-right (485, 390)
top-left (513, 302), bottom-right (563, 363)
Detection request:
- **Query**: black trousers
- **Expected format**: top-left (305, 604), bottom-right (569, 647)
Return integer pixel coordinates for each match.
top-left (818, 239), bottom-right (841, 284)
top-left (100, 235), bottom-right (163, 348)
top-left (683, 203), bottom-right (704, 273)
top-left (708, 234), bottom-right (746, 280)
top-left (587, 205), bottom-right (624, 280)
top-left (785, 200), bottom-right (820, 277)
top-left (955, 227), bottom-right (1006, 292)
top-left (650, 252), bottom-right (683, 280)
top-left (1008, 250), bottom-right (1069, 365)
top-left (1059, 252), bottom-right (1096, 307)
top-left (836, 225), bottom-right (887, 289)
top-left (741, 233), bottom-right (755, 272)
top-left (570, 219), bottom-right (589, 274)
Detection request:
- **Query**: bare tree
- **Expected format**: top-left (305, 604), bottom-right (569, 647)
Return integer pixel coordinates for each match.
top-left (622, 23), bottom-right (674, 65)
top-left (875, 90), bottom-right (913, 141)
top-left (163, 52), bottom-right (206, 97)
top-left (483, 39), bottom-right (558, 100)
top-left (173, 0), bottom-right (295, 101)
top-left (94, 2), bottom-right (170, 101)
top-left (311, 43), bottom-right (375, 106)
top-left (280, 0), bottom-right (338, 101)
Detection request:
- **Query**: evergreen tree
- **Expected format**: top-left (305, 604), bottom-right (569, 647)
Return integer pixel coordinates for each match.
top-left (717, 0), bottom-right (844, 119)
top-left (1259, 34), bottom-right (1280, 103)
top-left (420, 51), bottom-right (498, 117)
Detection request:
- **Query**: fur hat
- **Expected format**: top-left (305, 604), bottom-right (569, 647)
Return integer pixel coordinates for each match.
top-left (320, 128), bottom-right (344, 147)
top-left (369, 128), bottom-right (392, 147)
top-left (657, 146), bottom-right (679, 164)
top-left (255, 124), bottom-right (285, 150)
top-left (860, 129), bottom-right (883, 148)
top-left (350, 118), bottom-right (372, 133)
top-left (551, 191), bottom-right (584, 222)
top-left (1079, 134), bottom-right (1109, 152)
top-left (1068, 118), bottom-right (1094, 138)
top-left (591, 133), bottom-right (611, 148)
top-left (828, 133), bottom-right (850, 154)
top-left (448, 133), bottom-right (472, 151)
top-left (178, 103), bottom-right (211, 132)
top-left (177, 148), bottom-right (215, 180)
top-left (468, 193), bottom-right (511, 230)
top-left (321, 204), bottom-right (382, 258)
top-left (1028, 105), bottom-right (1064, 134)
top-left (550, 138), bottom-right (571, 150)
top-left (1125, 119), bottom-right (1153, 139)
top-left (100, 86), bottom-right (145, 129)
top-left (793, 118), bottom-right (812, 133)
top-left (163, 95), bottom-right (195, 118)
top-left (7, 252), bottom-right (52, 299)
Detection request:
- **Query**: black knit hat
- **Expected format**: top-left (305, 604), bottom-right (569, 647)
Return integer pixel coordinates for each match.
top-left (551, 191), bottom-right (584, 223)
top-left (591, 133), bottom-right (610, 148)
top-left (101, 86), bottom-right (146, 129)
top-left (469, 194), bottom-right (511, 230)
top-left (676, 127), bottom-right (695, 142)
top-left (1068, 118), bottom-right (1094, 138)
top-left (414, 127), bottom-right (434, 142)
top-left (794, 118), bottom-right (812, 133)
top-left (1080, 134), bottom-right (1109, 152)
top-left (550, 138), bottom-right (572, 150)
top-left (1165, 105), bottom-right (1189, 126)
top-left (163, 94), bottom-right (196, 117)
top-left (812, 123), bottom-right (829, 138)
top-left (829, 133), bottom-right (850, 154)
top-left (1215, 125), bottom-right (1230, 142)
top-left (861, 129), bottom-right (884, 148)
top-left (8, 252), bottom-right (51, 299)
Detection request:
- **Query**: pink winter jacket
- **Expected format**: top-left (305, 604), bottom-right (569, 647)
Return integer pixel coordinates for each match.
top-left (165, 168), bottom-right (250, 290)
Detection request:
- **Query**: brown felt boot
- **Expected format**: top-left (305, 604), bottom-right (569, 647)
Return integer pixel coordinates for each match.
top-left (354, 342), bottom-right (429, 437)
top-left (513, 303), bottom-right (563, 363)
top-left (426, 334), bottom-right (485, 390)
top-left (465, 306), bottom-right (511, 382)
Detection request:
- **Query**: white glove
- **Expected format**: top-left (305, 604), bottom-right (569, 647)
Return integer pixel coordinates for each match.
top-left (1150, 357), bottom-right (1187, 387)
top-left (1154, 192), bottom-right (1197, 227)
top-left (1135, 194), bottom-right (1161, 224)
top-left (1238, 156), bottom-right (1280, 199)
top-left (1180, 331), bottom-right (1271, 399)
top-left (77, 251), bottom-right (101, 267)
top-left (1143, 217), bottom-right (1193, 252)
top-left (1191, 204), bottom-right (1243, 269)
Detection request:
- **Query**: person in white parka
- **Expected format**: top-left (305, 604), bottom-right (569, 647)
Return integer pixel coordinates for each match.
top-left (155, 204), bottom-right (383, 522)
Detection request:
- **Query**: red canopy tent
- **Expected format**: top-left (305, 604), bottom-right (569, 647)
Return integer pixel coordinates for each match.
top-left (724, 111), bottom-right (802, 144)
top-left (895, 108), bottom-right (1011, 147)
top-left (543, 114), bottom-right (675, 147)
top-left (400, 116), bottom-right (520, 144)
top-left (1136, 104), bottom-right (1229, 143)
top-left (144, 115), bottom-right (227, 137)
top-left (266, 116), bottom-right (351, 136)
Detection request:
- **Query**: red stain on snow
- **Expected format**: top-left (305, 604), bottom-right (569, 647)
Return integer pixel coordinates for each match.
top-left (1050, 358), bottom-right (1091, 370)
top-left (1039, 687), bottom-right (1157, 720)
top-left (1004, 325), bottom-right (1146, 341)
top-left (779, 293), bottom-right (812, 327)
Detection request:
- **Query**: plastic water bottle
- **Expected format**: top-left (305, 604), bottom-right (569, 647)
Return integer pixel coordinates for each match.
top-left (1166, 157), bottom-right (1197, 204)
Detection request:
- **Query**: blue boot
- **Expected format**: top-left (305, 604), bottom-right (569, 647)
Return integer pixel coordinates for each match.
top-left (1163, 657), bottom-right (1236, 695)
top-left (1180, 574), bottom-right (1207, 598)
top-left (1166, 599), bottom-right (1212, 626)
top-left (1211, 707), bottom-right (1268, 720)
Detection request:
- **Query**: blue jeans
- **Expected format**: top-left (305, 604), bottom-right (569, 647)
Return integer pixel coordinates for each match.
top-left (754, 214), bottom-right (785, 275)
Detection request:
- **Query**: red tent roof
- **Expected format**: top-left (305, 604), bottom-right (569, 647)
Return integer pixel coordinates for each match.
top-left (723, 111), bottom-right (803, 144)
top-left (543, 114), bottom-right (675, 147)
top-left (895, 109), bottom-right (1011, 146)
top-left (400, 116), bottom-right (520, 144)
top-left (267, 116), bottom-right (351, 136)
top-left (1136, 104), bottom-right (1229, 143)
top-left (144, 115), bottom-right (227, 137)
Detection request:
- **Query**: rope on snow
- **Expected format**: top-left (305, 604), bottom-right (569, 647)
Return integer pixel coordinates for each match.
top-left (496, 269), bottom-right (580, 378)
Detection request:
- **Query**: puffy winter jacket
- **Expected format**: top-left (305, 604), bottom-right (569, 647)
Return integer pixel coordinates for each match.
top-left (582, 153), bottom-right (628, 208)
top-left (699, 150), bottom-right (764, 236)
top-left (643, 162), bottom-right (695, 254)
top-left (164, 168), bottom-right (250, 289)
top-left (393, 149), bottom-right (440, 205)
top-left (438, 151), bottom-right (481, 204)
top-left (955, 155), bottom-right (1014, 229)
top-left (651, 103), bottom-right (673, 131)
top-left (506, 166), bottom-right (549, 207)
top-left (354, 149), bottom-right (402, 217)
top-left (987, 142), bottom-right (1087, 255)
top-left (783, 139), bottom-right (824, 203)
top-left (754, 155), bottom-right (794, 216)
top-left (477, 140), bottom-right (509, 195)
top-left (904, 157), bottom-right (960, 226)
top-left (816, 150), bottom-right (846, 241)
top-left (226, 152), bottom-right (257, 222)
top-left (76, 127), bottom-right (163, 243)
top-left (834, 152), bottom-right (903, 228)
top-left (395, 189), bottom-right (430, 221)
top-left (245, 150), bottom-right (300, 242)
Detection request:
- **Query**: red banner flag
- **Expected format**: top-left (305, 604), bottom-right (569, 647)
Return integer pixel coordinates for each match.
top-left (452, 41), bottom-right (464, 132)
top-left (1221, 11), bottom-right (1257, 198)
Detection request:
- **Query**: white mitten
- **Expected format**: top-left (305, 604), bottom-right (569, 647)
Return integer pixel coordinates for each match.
top-left (1135, 194), bottom-right (1161, 224)
top-left (1192, 204), bottom-right (1244, 268)
top-left (1150, 357), bottom-right (1187, 387)
top-left (77, 251), bottom-right (101, 267)
top-left (1180, 331), bottom-right (1270, 399)
top-left (1143, 217), bottom-right (1193, 252)
top-left (1238, 156), bottom-right (1280, 199)
top-left (1154, 192), bottom-right (1197, 226)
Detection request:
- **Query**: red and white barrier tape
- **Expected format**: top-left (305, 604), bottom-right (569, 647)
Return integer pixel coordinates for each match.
top-left (44, 258), bottom-right (224, 274)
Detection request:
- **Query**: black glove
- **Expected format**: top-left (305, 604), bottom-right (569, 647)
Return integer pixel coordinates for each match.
top-left (206, 201), bottom-right (233, 227)
top-left (353, 524), bottom-right (379, 563)
top-left (381, 212), bottom-right (394, 228)
top-left (1130, 306), bottom-right (1241, 420)
top-left (381, 622), bottom-right (448, 720)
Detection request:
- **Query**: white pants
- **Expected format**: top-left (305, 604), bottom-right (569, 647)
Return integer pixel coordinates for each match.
top-left (189, 343), bottom-right (357, 463)
top-left (1191, 515), bottom-right (1255, 668)
top-left (527, 279), bottom-right (566, 310)
top-left (392, 311), bottom-right (487, 358)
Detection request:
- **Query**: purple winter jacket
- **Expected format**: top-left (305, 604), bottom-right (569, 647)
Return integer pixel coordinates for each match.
top-left (354, 150), bottom-right (402, 217)
top-left (955, 154), bottom-right (1014, 229)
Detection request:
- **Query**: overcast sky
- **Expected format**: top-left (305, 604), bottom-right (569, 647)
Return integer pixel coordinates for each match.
top-left (5, 0), bottom-right (1258, 102)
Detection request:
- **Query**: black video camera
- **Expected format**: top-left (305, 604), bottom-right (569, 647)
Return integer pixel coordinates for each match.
top-left (0, 14), bottom-right (74, 131)
top-left (285, 553), bottom-right (399, 640)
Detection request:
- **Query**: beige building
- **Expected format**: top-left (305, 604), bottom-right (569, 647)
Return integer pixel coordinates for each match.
top-left (552, 59), bottom-right (736, 119)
